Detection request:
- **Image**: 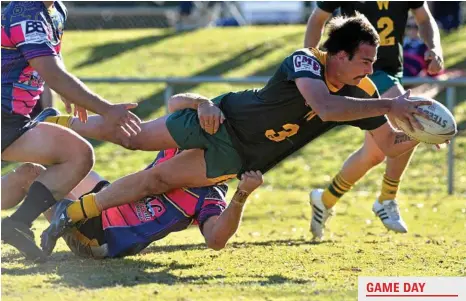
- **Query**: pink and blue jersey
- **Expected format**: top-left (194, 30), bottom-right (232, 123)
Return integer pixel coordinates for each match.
top-left (102, 149), bottom-right (228, 258)
top-left (1, 1), bottom-right (66, 115)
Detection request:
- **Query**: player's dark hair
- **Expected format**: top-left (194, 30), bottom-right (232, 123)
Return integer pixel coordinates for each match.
top-left (323, 12), bottom-right (379, 60)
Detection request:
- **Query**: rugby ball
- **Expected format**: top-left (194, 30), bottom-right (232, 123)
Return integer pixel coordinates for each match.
top-left (395, 96), bottom-right (457, 144)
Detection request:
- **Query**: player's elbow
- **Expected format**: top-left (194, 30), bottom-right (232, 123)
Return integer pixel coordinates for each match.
top-left (29, 56), bottom-right (64, 86)
top-left (206, 240), bottom-right (226, 251)
top-left (316, 105), bottom-right (336, 122)
top-left (167, 94), bottom-right (183, 113)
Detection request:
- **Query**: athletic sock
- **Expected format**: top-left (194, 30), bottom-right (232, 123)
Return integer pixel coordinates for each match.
top-left (378, 174), bottom-right (400, 203)
top-left (322, 172), bottom-right (354, 209)
top-left (44, 116), bottom-right (73, 128)
top-left (10, 181), bottom-right (57, 227)
top-left (66, 194), bottom-right (100, 223)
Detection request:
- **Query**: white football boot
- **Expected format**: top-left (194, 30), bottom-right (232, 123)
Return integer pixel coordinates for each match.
top-left (372, 199), bottom-right (408, 233)
top-left (309, 189), bottom-right (335, 240)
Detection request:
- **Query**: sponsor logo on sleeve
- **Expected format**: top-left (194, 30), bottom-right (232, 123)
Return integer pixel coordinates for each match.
top-left (16, 20), bottom-right (49, 46)
top-left (293, 55), bottom-right (322, 76)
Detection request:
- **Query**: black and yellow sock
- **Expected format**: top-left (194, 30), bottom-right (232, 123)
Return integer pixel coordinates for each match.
top-left (322, 173), bottom-right (354, 209)
top-left (66, 194), bottom-right (100, 223)
top-left (44, 116), bottom-right (73, 128)
top-left (378, 174), bottom-right (400, 203)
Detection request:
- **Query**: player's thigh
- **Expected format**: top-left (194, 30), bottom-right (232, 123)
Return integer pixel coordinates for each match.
top-left (146, 149), bottom-right (216, 190)
top-left (125, 115), bottom-right (179, 151)
top-left (362, 131), bottom-right (386, 164)
top-left (2, 122), bottom-right (92, 165)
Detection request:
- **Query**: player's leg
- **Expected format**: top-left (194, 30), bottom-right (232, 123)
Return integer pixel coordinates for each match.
top-left (309, 72), bottom-right (410, 239)
top-left (323, 74), bottom-right (411, 232)
top-left (309, 131), bottom-right (385, 240)
top-left (42, 171), bottom-right (105, 221)
top-left (42, 173), bottom-right (108, 258)
top-left (46, 113), bottom-right (181, 151)
top-left (1, 121), bottom-right (94, 261)
top-left (41, 147), bottom-right (240, 254)
top-left (371, 81), bottom-right (412, 233)
top-left (1, 163), bottom-right (46, 210)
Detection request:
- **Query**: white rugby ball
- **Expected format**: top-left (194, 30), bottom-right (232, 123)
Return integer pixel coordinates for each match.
top-left (395, 96), bottom-right (457, 144)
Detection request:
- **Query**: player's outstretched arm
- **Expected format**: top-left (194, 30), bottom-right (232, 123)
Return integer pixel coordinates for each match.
top-left (296, 78), bottom-right (432, 130)
top-left (29, 56), bottom-right (141, 137)
top-left (202, 171), bottom-right (263, 251)
top-left (304, 7), bottom-right (332, 48)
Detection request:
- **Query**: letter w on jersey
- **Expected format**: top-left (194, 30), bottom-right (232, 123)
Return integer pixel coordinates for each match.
top-left (293, 55), bottom-right (321, 76)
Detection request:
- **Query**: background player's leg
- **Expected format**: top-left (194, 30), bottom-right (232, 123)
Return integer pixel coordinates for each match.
top-left (2, 123), bottom-right (94, 230)
top-left (2, 123), bottom-right (94, 202)
top-left (2, 124), bottom-right (93, 261)
top-left (320, 131), bottom-right (386, 209)
top-left (379, 83), bottom-right (416, 202)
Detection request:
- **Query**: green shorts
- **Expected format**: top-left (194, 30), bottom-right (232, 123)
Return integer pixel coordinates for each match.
top-left (165, 94), bottom-right (242, 181)
top-left (369, 70), bottom-right (403, 95)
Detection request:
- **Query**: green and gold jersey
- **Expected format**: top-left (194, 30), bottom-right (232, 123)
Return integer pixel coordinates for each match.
top-left (317, 1), bottom-right (424, 77)
top-left (217, 48), bottom-right (387, 174)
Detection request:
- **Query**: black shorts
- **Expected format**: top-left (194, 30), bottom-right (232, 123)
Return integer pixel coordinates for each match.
top-left (1, 111), bottom-right (38, 153)
top-left (29, 101), bottom-right (44, 119)
top-left (62, 181), bottom-right (110, 259)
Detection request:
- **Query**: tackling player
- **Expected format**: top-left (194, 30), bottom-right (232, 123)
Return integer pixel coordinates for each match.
top-left (2, 151), bottom-right (263, 259)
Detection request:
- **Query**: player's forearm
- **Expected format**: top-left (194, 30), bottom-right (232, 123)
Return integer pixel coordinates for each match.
top-left (45, 69), bottom-right (112, 115)
top-left (205, 189), bottom-right (250, 250)
top-left (167, 93), bottom-right (211, 113)
top-left (319, 95), bottom-right (392, 122)
top-left (206, 201), bottom-right (245, 250)
top-left (304, 15), bottom-right (325, 48)
top-left (417, 18), bottom-right (442, 53)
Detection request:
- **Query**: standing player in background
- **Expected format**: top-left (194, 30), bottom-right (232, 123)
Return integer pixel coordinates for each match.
top-left (1, 1), bottom-right (141, 261)
top-left (305, 1), bottom-right (444, 239)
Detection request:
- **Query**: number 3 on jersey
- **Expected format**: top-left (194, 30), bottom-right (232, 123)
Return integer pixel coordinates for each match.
top-left (377, 17), bottom-right (395, 46)
top-left (265, 124), bottom-right (299, 142)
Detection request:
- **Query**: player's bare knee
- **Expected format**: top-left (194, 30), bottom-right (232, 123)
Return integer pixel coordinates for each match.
top-left (16, 163), bottom-right (46, 181)
top-left (71, 138), bottom-right (95, 174)
top-left (359, 145), bottom-right (386, 167)
top-left (366, 151), bottom-right (386, 167)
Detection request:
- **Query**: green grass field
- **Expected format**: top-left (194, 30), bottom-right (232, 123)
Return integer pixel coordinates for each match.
top-left (2, 26), bottom-right (466, 301)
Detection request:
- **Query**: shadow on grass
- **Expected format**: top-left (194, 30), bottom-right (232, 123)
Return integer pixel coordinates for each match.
top-left (74, 30), bottom-right (186, 69)
top-left (144, 238), bottom-right (331, 254)
top-left (1, 241), bottom-right (315, 288)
